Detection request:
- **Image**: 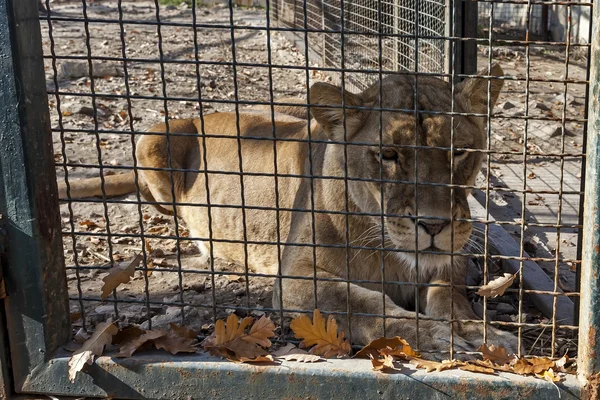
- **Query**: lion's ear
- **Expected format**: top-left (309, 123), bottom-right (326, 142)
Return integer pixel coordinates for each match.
top-left (456, 63), bottom-right (504, 115)
top-left (309, 82), bottom-right (366, 139)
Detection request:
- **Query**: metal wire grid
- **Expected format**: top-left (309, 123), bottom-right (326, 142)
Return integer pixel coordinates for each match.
top-left (39, 0), bottom-right (590, 361)
top-left (273, 0), bottom-right (446, 90)
top-left (478, 1), bottom-right (545, 36)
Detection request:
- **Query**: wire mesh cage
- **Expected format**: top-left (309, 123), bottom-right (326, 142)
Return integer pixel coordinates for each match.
top-left (4, 0), bottom-right (590, 395)
top-left (273, 0), bottom-right (448, 90)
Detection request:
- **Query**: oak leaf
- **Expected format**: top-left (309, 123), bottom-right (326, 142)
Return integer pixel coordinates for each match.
top-left (154, 333), bottom-right (197, 355)
top-left (478, 343), bottom-right (515, 365)
top-left (355, 336), bottom-right (419, 359)
top-left (101, 254), bottom-right (142, 300)
top-left (410, 359), bottom-right (458, 373)
top-left (512, 357), bottom-right (535, 375)
top-left (459, 363), bottom-right (495, 375)
top-left (528, 357), bottom-right (555, 374)
top-left (169, 323), bottom-right (198, 339)
top-left (473, 359), bottom-right (511, 372)
top-left (68, 320), bottom-right (118, 382)
top-left (273, 344), bottom-right (325, 363)
top-left (289, 309), bottom-right (351, 358)
top-left (202, 314), bottom-right (275, 361)
top-left (117, 330), bottom-right (167, 357)
top-left (239, 355), bottom-right (276, 364)
top-left (113, 325), bottom-right (145, 345)
top-left (476, 273), bottom-right (517, 298)
top-left (241, 316), bottom-right (276, 348)
top-left (370, 354), bottom-right (396, 372)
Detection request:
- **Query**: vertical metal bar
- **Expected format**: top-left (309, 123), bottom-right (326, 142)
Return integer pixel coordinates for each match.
top-left (578, 0), bottom-right (600, 380)
top-left (0, 0), bottom-right (70, 390)
top-left (461, 0), bottom-right (478, 76)
top-left (393, 0), bottom-right (399, 71)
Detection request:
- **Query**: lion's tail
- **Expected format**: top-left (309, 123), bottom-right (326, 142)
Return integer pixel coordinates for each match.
top-left (57, 171), bottom-right (137, 199)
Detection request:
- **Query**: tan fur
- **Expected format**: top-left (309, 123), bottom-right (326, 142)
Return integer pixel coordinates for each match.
top-left (58, 64), bottom-right (517, 358)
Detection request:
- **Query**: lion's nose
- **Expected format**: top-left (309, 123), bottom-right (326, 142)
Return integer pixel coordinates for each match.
top-left (417, 220), bottom-right (449, 236)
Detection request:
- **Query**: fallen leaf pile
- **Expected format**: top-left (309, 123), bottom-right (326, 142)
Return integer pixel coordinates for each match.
top-left (66, 309), bottom-right (575, 385)
top-left (68, 322), bottom-right (198, 381)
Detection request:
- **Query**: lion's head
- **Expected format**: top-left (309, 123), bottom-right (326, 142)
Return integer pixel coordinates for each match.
top-left (309, 65), bottom-right (503, 269)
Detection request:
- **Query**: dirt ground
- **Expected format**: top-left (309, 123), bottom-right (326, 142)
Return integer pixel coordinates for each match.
top-left (40, 0), bottom-right (585, 356)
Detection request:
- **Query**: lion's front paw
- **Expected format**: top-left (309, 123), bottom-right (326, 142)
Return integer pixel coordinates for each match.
top-left (405, 323), bottom-right (478, 361)
top-left (458, 322), bottom-right (520, 355)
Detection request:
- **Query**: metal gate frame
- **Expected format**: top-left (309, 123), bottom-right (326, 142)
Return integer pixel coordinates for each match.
top-left (0, 0), bottom-right (599, 398)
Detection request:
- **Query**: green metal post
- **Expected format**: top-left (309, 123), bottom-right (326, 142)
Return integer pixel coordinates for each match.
top-left (0, 0), bottom-right (70, 392)
top-left (579, 0), bottom-right (600, 386)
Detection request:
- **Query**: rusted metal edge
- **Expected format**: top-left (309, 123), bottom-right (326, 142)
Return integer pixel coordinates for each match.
top-left (20, 351), bottom-right (582, 400)
top-left (468, 194), bottom-right (575, 326)
top-left (579, 0), bottom-right (600, 380)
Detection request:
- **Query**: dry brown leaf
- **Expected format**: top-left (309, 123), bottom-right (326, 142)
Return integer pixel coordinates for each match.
top-left (169, 323), bottom-right (198, 339)
top-left (476, 273), bottom-right (517, 298)
top-left (511, 356), bottom-right (555, 375)
top-left (74, 328), bottom-right (90, 344)
top-left (460, 363), bottom-right (496, 375)
top-left (370, 354), bottom-right (396, 372)
top-left (113, 326), bottom-right (145, 345)
top-left (512, 357), bottom-right (535, 375)
top-left (473, 359), bottom-right (511, 372)
top-left (554, 355), bottom-right (571, 373)
top-left (355, 336), bottom-right (419, 359)
top-left (537, 368), bottom-right (561, 383)
top-left (68, 321), bottom-right (118, 382)
top-left (117, 330), bottom-right (167, 357)
top-left (528, 357), bottom-right (555, 374)
top-left (273, 344), bottom-right (325, 363)
top-left (79, 220), bottom-right (105, 230)
top-left (279, 352), bottom-right (325, 363)
top-left (478, 343), bottom-right (515, 365)
top-left (100, 254), bottom-right (142, 300)
top-left (242, 316), bottom-right (276, 348)
top-left (380, 345), bottom-right (420, 360)
top-left (70, 312), bottom-right (82, 323)
top-left (289, 309), bottom-right (351, 358)
top-left (202, 314), bottom-right (275, 361)
top-left (154, 334), bottom-right (197, 354)
top-left (272, 343), bottom-right (297, 357)
top-left (410, 358), bottom-right (458, 373)
top-left (239, 355), bottom-right (276, 364)
top-left (144, 240), bottom-right (154, 276)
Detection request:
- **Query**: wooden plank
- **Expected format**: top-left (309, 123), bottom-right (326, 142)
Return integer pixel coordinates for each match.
top-left (468, 194), bottom-right (575, 326)
top-left (0, 0), bottom-right (70, 392)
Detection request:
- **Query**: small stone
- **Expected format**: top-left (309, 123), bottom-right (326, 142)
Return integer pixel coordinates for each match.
top-left (501, 101), bottom-right (516, 110)
top-left (191, 283), bottom-right (205, 293)
top-left (550, 127), bottom-right (576, 138)
top-left (523, 240), bottom-right (537, 255)
top-left (531, 101), bottom-right (550, 111)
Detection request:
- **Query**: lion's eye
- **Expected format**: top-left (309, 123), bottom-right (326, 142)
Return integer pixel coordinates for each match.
top-left (453, 150), bottom-right (467, 157)
top-left (378, 149), bottom-right (398, 162)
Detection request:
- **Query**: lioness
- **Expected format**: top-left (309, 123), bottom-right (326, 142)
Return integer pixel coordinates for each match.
top-left (59, 64), bottom-right (517, 358)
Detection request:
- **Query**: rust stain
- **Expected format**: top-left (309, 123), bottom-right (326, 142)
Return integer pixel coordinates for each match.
top-left (589, 326), bottom-right (597, 358)
top-left (595, 245), bottom-right (600, 254)
top-left (583, 372), bottom-right (600, 400)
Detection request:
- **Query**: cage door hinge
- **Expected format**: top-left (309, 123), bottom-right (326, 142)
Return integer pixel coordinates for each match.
top-left (0, 215), bottom-right (7, 299)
